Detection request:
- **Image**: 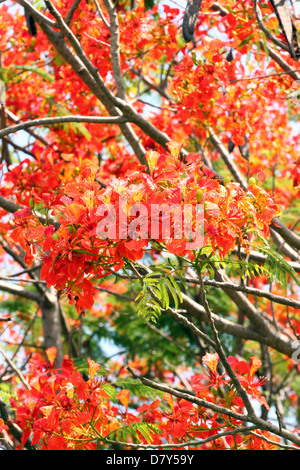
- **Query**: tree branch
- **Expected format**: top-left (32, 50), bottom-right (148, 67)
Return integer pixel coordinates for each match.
top-left (197, 270), bottom-right (257, 419)
top-left (127, 367), bottom-right (300, 447)
top-left (106, 424), bottom-right (258, 449)
top-left (254, 0), bottom-right (290, 53)
top-left (0, 397), bottom-right (37, 450)
top-left (0, 115), bottom-right (128, 139)
top-left (16, 0), bottom-right (57, 28)
top-left (129, 263), bottom-right (216, 349)
top-left (0, 195), bottom-right (59, 229)
top-left (180, 290), bottom-right (297, 357)
top-left (0, 346), bottom-right (30, 389)
top-left (271, 217), bottom-right (300, 251)
top-left (0, 280), bottom-right (41, 302)
top-left (5, 109), bottom-right (50, 147)
top-left (19, 0), bottom-right (148, 167)
top-left (102, 0), bottom-right (126, 100)
top-left (202, 278), bottom-right (300, 310)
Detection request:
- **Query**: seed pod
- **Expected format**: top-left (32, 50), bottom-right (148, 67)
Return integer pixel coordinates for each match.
top-left (196, 189), bottom-right (203, 204)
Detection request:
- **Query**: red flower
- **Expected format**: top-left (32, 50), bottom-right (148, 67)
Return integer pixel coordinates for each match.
top-left (0, 418), bottom-right (8, 433)
top-left (228, 356), bottom-right (269, 410)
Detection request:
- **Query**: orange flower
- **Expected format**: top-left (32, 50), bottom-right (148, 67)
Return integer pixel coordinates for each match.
top-left (87, 358), bottom-right (102, 382)
top-left (45, 347), bottom-right (57, 367)
top-left (116, 389), bottom-right (130, 411)
top-left (0, 418), bottom-right (8, 433)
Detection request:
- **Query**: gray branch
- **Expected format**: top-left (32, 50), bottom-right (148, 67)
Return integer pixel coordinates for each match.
top-left (0, 280), bottom-right (41, 302)
top-left (0, 115), bottom-right (127, 139)
top-left (127, 367), bottom-right (300, 447)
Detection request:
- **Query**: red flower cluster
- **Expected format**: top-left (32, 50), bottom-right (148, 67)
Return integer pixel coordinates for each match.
top-left (8, 145), bottom-right (280, 314)
top-left (8, 349), bottom-right (281, 450)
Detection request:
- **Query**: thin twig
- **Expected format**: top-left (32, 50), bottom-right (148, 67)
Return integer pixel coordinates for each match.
top-left (93, 0), bottom-right (110, 30)
top-left (106, 424), bottom-right (258, 449)
top-left (0, 276), bottom-right (46, 284)
top-left (16, 0), bottom-right (57, 28)
top-left (197, 270), bottom-right (257, 419)
top-left (127, 366), bottom-right (300, 446)
top-left (254, 0), bottom-right (289, 53)
top-left (248, 430), bottom-right (298, 450)
top-left (0, 347), bottom-right (30, 389)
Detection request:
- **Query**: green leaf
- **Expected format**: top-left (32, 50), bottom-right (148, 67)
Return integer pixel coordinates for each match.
top-left (239, 33), bottom-right (254, 48)
top-left (12, 64), bottom-right (55, 83)
top-left (260, 32), bottom-right (269, 59)
top-left (69, 121), bottom-right (92, 141)
top-left (114, 422), bottom-right (161, 444)
top-left (73, 357), bottom-right (109, 376)
top-left (160, 278), bottom-right (169, 310)
top-left (102, 383), bottom-right (117, 400)
top-left (168, 275), bottom-right (183, 303)
top-left (164, 277), bottom-right (178, 310)
top-left (173, 268), bottom-right (188, 290)
top-left (256, 242), bottom-right (300, 292)
top-left (144, 0), bottom-right (154, 10)
top-left (115, 377), bottom-right (164, 399)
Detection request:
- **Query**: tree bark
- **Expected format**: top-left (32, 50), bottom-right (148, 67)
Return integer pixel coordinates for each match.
top-left (40, 287), bottom-right (63, 367)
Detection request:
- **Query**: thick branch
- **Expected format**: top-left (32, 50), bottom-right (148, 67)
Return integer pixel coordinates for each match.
top-left (180, 291), bottom-right (297, 357)
top-left (271, 217), bottom-right (300, 251)
top-left (209, 130), bottom-right (247, 190)
top-left (0, 195), bottom-right (59, 229)
top-left (5, 109), bottom-right (50, 147)
top-left (201, 278), bottom-right (300, 310)
top-left (16, 0), bottom-right (57, 28)
top-left (18, 0), bottom-right (148, 166)
top-left (0, 280), bottom-right (41, 302)
top-left (102, 0), bottom-right (126, 100)
top-left (254, 0), bottom-right (289, 53)
top-left (0, 115), bottom-right (127, 139)
top-left (270, 228), bottom-right (300, 262)
top-left (0, 196), bottom-right (22, 214)
top-left (128, 264), bottom-right (299, 357)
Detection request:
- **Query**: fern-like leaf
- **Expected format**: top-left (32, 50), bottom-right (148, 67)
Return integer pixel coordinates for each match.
top-left (115, 421), bottom-right (162, 444)
top-left (257, 243), bottom-right (300, 292)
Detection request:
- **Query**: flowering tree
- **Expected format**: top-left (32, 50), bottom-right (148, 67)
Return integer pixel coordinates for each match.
top-left (0, 0), bottom-right (299, 450)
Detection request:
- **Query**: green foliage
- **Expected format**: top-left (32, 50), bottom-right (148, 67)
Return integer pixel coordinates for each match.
top-left (204, 237), bottom-right (300, 292)
top-left (114, 377), bottom-right (164, 401)
top-left (0, 382), bottom-right (15, 404)
top-left (72, 357), bottom-right (109, 377)
top-left (113, 421), bottom-right (162, 445)
top-left (134, 263), bottom-right (185, 322)
top-left (219, 256), bottom-right (276, 282)
top-left (1, 295), bottom-right (36, 316)
top-left (257, 242), bottom-right (300, 292)
top-left (10, 64), bottom-right (55, 83)
top-left (135, 277), bottom-right (162, 323)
